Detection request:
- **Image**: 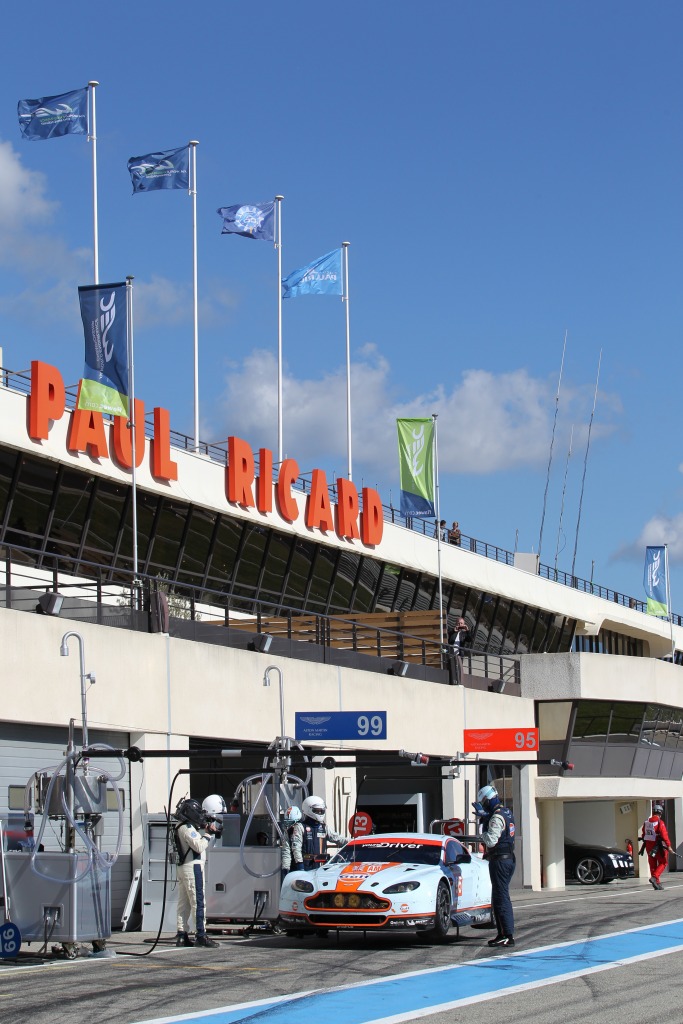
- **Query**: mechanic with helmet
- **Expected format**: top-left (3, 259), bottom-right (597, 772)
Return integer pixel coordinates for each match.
top-left (474, 784), bottom-right (516, 948)
top-left (280, 805), bottom-right (303, 881)
top-left (291, 796), bottom-right (347, 871)
top-left (640, 802), bottom-right (675, 890)
top-left (202, 793), bottom-right (227, 843)
top-left (173, 798), bottom-right (220, 948)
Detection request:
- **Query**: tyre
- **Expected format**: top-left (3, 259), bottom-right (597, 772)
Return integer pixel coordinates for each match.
top-left (575, 856), bottom-right (604, 885)
top-left (425, 881), bottom-right (452, 942)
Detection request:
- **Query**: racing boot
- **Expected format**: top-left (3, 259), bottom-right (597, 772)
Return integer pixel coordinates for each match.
top-left (489, 935), bottom-right (515, 947)
top-left (194, 934), bottom-right (220, 948)
top-left (175, 931), bottom-right (194, 947)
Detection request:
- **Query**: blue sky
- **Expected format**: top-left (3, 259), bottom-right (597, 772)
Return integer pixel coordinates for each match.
top-left (0, 2), bottom-right (682, 609)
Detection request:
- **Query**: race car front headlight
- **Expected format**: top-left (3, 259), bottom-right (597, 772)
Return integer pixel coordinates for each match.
top-left (291, 879), bottom-right (315, 893)
top-left (382, 881), bottom-right (420, 894)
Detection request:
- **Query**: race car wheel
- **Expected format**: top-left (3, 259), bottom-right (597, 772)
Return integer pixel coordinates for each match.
top-left (575, 856), bottom-right (604, 885)
top-left (426, 881), bottom-right (452, 942)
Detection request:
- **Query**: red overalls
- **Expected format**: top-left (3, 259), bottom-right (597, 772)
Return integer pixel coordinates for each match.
top-left (641, 815), bottom-right (670, 883)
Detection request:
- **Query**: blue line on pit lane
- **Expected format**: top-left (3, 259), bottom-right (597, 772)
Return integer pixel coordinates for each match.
top-left (138, 917), bottom-right (683, 1024)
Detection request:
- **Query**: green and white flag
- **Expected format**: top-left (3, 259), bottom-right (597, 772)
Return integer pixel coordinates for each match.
top-left (397, 418), bottom-right (435, 517)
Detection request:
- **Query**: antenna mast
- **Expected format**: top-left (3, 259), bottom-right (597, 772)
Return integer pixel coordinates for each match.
top-left (538, 330), bottom-right (567, 560)
top-left (571, 350), bottom-right (602, 579)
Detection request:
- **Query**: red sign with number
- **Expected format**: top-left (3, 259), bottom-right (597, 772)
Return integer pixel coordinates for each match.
top-left (349, 812), bottom-right (373, 836)
top-left (443, 818), bottom-right (466, 837)
top-left (463, 728), bottom-right (539, 753)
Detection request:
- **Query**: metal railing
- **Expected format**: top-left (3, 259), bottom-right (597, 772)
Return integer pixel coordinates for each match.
top-left (0, 542), bottom-right (519, 687)
top-left (2, 365), bottom-right (666, 623)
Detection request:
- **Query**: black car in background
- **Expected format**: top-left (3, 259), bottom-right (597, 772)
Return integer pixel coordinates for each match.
top-left (564, 839), bottom-right (635, 885)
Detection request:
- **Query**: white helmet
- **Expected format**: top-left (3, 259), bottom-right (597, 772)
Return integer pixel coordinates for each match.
top-left (202, 794), bottom-right (227, 816)
top-left (477, 785), bottom-right (499, 810)
top-left (302, 795), bottom-right (326, 823)
top-left (284, 806), bottom-right (302, 824)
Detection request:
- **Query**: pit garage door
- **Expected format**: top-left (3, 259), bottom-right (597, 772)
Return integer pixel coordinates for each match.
top-left (0, 722), bottom-right (132, 919)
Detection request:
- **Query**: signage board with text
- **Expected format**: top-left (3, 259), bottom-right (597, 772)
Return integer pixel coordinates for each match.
top-left (295, 711), bottom-right (387, 742)
top-left (463, 728), bottom-right (539, 753)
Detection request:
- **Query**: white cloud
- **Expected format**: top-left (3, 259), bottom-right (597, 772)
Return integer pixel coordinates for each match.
top-left (0, 140), bottom-right (56, 229)
top-left (618, 513), bottom-right (683, 563)
top-left (216, 344), bottom-right (620, 481)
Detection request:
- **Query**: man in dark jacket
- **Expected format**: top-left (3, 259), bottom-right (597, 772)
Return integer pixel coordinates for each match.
top-left (475, 785), bottom-right (516, 947)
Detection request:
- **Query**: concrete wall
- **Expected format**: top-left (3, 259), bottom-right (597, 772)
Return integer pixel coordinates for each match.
top-left (520, 651), bottom-right (682, 705)
top-left (1, 605), bottom-right (535, 770)
top-left (565, 801), bottom-right (614, 845)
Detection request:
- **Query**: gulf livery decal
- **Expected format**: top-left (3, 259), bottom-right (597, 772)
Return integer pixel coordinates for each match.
top-left (339, 862), bottom-right (400, 888)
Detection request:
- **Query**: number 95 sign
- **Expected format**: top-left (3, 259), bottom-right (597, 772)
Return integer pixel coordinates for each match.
top-left (295, 711), bottom-right (387, 741)
top-left (463, 728), bottom-right (539, 754)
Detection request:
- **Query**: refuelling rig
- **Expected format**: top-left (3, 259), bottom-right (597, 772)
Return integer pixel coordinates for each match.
top-left (0, 633), bottom-right (124, 959)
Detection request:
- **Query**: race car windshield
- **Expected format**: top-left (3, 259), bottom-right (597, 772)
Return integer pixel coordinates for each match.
top-left (331, 842), bottom-right (442, 866)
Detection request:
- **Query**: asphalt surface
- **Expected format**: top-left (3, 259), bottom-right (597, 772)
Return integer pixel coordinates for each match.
top-left (3, 878), bottom-right (683, 1024)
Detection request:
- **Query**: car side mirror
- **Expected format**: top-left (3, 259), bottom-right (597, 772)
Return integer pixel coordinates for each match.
top-left (448, 851), bottom-right (471, 866)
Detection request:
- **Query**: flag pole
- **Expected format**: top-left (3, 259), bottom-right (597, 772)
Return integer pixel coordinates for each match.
top-left (342, 241), bottom-right (352, 480)
top-left (188, 142), bottom-right (198, 450)
top-left (275, 195), bottom-right (284, 465)
top-left (126, 276), bottom-right (139, 580)
top-left (666, 544), bottom-right (675, 661)
top-left (87, 82), bottom-right (99, 284)
top-left (185, 142), bottom-right (198, 450)
top-left (433, 413), bottom-right (444, 650)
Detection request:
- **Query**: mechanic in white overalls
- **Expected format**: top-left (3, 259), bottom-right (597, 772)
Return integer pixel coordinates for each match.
top-left (173, 798), bottom-right (220, 948)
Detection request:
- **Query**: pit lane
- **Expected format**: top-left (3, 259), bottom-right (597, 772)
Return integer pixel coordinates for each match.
top-left (2, 880), bottom-right (683, 1024)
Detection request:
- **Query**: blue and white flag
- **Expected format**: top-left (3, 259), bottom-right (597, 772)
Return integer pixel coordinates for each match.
top-left (282, 249), bottom-right (343, 298)
top-left (218, 202), bottom-right (274, 240)
top-left (644, 545), bottom-right (669, 617)
top-left (78, 283), bottom-right (129, 418)
top-left (127, 146), bottom-right (189, 193)
top-left (18, 87), bottom-right (88, 140)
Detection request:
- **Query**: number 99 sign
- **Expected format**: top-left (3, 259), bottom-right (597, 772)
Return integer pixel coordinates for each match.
top-left (356, 715), bottom-right (384, 738)
top-left (295, 711), bottom-right (387, 742)
top-left (0, 922), bottom-right (21, 958)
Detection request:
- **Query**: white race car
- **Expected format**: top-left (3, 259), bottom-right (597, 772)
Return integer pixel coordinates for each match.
top-left (279, 832), bottom-right (493, 941)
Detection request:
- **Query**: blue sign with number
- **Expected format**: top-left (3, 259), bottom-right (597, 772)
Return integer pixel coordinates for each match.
top-left (295, 711), bottom-right (387, 741)
top-left (0, 922), bottom-right (21, 958)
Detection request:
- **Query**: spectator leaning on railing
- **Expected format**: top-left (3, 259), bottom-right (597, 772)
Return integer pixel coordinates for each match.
top-left (446, 617), bottom-right (471, 684)
top-left (448, 522), bottom-right (462, 546)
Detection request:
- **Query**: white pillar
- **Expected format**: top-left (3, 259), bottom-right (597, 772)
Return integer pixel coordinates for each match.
top-left (674, 796), bottom-right (683, 872)
top-left (519, 765), bottom-right (541, 889)
top-left (540, 798), bottom-right (565, 890)
top-left (441, 774), bottom-right (460, 821)
top-left (636, 798), bottom-right (650, 883)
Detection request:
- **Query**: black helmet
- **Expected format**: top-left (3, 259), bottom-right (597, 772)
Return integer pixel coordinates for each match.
top-left (653, 803), bottom-right (664, 816)
top-left (175, 798), bottom-right (208, 828)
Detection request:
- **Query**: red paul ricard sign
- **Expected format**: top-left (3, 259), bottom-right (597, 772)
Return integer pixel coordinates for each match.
top-left (26, 360), bottom-right (384, 548)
